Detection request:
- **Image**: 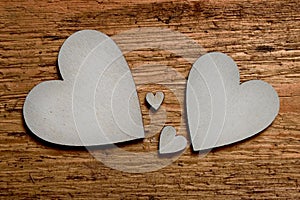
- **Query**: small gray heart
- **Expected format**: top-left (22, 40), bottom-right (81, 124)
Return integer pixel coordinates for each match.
top-left (159, 126), bottom-right (187, 154)
top-left (146, 92), bottom-right (164, 110)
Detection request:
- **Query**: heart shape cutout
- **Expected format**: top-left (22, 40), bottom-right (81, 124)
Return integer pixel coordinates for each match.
top-left (187, 52), bottom-right (279, 151)
top-left (146, 92), bottom-right (164, 110)
top-left (23, 30), bottom-right (144, 146)
top-left (159, 126), bottom-right (187, 154)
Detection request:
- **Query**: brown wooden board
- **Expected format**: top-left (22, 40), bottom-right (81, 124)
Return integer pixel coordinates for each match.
top-left (0, 0), bottom-right (299, 199)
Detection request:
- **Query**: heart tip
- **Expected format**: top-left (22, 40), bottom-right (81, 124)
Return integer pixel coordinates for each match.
top-left (151, 106), bottom-right (159, 111)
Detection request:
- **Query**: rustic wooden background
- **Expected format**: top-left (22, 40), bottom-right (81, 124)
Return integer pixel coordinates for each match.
top-left (0, 0), bottom-right (299, 199)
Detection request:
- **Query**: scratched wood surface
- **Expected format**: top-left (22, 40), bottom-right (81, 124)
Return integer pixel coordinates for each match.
top-left (0, 0), bottom-right (299, 199)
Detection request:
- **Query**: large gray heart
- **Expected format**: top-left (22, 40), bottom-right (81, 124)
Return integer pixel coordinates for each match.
top-left (187, 52), bottom-right (279, 151)
top-left (23, 30), bottom-right (144, 146)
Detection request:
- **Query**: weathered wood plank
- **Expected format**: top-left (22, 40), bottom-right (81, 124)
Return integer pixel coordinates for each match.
top-left (0, 0), bottom-right (299, 199)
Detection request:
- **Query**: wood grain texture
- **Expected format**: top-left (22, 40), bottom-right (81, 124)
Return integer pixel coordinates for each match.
top-left (0, 0), bottom-right (299, 199)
